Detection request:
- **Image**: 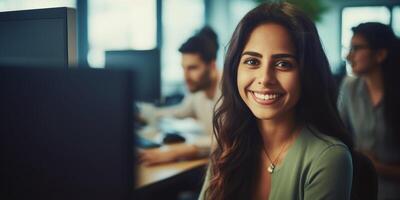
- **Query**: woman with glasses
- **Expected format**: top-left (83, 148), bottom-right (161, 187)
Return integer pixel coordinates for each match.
top-left (339, 22), bottom-right (400, 199)
top-left (199, 2), bottom-right (353, 199)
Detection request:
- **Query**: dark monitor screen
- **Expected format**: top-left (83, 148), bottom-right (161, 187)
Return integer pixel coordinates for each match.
top-left (105, 49), bottom-right (161, 103)
top-left (0, 67), bottom-right (135, 200)
top-left (0, 7), bottom-right (77, 68)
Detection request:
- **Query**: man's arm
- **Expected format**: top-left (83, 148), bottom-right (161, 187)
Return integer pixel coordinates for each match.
top-left (155, 94), bottom-right (196, 119)
top-left (137, 94), bottom-right (196, 125)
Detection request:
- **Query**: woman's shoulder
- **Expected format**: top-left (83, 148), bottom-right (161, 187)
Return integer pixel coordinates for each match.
top-left (340, 75), bottom-right (363, 93)
top-left (298, 126), bottom-right (352, 177)
top-left (300, 126), bottom-right (351, 161)
top-left (341, 75), bottom-right (361, 85)
top-left (296, 127), bottom-right (353, 198)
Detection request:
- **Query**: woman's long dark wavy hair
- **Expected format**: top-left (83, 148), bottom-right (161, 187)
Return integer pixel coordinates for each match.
top-left (351, 22), bottom-right (400, 140)
top-left (205, 2), bottom-right (353, 199)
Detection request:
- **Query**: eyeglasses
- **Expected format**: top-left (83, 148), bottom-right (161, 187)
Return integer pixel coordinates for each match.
top-left (345, 45), bottom-right (370, 53)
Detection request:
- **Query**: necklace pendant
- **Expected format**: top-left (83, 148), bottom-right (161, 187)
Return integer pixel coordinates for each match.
top-left (267, 164), bottom-right (275, 174)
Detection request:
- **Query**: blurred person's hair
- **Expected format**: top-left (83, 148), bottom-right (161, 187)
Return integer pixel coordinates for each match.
top-left (178, 26), bottom-right (219, 63)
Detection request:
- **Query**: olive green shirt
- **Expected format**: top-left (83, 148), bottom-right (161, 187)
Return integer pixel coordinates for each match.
top-left (199, 126), bottom-right (353, 200)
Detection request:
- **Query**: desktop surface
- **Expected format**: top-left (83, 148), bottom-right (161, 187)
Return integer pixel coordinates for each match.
top-left (0, 67), bottom-right (134, 200)
top-left (137, 158), bottom-right (208, 188)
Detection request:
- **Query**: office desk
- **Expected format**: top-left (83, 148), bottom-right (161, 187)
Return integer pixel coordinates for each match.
top-left (135, 122), bottom-right (209, 198)
top-left (135, 158), bottom-right (208, 199)
top-left (137, 158), bottom-right (208, 188)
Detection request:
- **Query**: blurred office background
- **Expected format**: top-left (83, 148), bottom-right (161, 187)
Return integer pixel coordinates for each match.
top-left (1, 0), bottom-right (399, 102)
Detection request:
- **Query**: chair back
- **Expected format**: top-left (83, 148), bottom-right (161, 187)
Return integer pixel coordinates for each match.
top-left (351, 151), bottom-right (378, 200)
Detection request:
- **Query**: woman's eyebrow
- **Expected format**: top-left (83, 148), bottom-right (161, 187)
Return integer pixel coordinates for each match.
top-left (241, 51), bottom-right (262, 58)
top-left (241, 51), bottom-right (297, 59)
top-left (271, 53), bottom-right (296, 59)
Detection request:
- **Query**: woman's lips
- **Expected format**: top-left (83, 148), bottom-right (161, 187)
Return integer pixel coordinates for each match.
top-left (249, 91), bottom-right (284, 105)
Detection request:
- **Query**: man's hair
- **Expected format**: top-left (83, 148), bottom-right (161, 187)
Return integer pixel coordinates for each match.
top-left (178, 26), bottom-right (219, 63)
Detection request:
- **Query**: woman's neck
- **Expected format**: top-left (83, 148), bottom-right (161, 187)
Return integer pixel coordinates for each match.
top-left (257, 112), bottom-right (299, 151)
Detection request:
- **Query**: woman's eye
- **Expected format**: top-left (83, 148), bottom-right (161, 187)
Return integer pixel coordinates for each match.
top-left (275, 61), bottom-right (293, 69)
top-left (243, 58), bottom-right (260, 66)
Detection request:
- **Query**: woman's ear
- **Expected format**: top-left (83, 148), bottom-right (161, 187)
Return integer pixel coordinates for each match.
top-left (375, 48), bottom-right (388, 64)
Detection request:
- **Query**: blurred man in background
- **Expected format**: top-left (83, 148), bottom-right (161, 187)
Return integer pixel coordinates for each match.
top-left (138, 26), bottom-right (220, 166)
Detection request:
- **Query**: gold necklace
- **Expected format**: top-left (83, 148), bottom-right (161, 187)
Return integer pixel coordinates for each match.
top-left (262, 126), bottom-right (297, 174)
top-left (262, 142), bottom-right (287, 174)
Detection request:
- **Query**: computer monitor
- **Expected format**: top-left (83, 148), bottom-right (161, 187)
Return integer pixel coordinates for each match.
top-left (0, 7), bottom-right (77, 68)
top-left (0, 67), bottom-right (135, 200)
top-left (105, 49), bottom-right (161, 103)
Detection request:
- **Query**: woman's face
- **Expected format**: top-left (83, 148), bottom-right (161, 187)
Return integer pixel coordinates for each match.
top-left (346, 34), bottom-right (379, 75)
top-left (237, 23), bottom-right (300, 121)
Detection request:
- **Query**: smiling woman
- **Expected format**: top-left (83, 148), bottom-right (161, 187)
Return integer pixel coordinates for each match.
top-left (237, 23), bottom-right (300, 121)
top-left (199, 2), bottom-right (354, 200)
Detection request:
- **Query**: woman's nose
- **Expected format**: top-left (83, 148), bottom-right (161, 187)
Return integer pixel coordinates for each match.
top-left (258, 66), bottom-right (277, 86)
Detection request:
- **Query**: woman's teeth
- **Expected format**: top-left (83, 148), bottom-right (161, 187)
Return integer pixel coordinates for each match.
top-left (253, 92), bottom-right (281, 101)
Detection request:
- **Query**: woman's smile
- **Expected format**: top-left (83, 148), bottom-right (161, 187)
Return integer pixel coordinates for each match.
top-left (248, 90), bottom-right (285, 106)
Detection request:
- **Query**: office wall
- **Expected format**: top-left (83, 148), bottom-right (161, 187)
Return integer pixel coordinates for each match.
top-left (316, 0), bottom-right (342, 73)
top-left (316, 0), bottom-right (400, 73)
top-left (207, 0), bottom-right (399, 74)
